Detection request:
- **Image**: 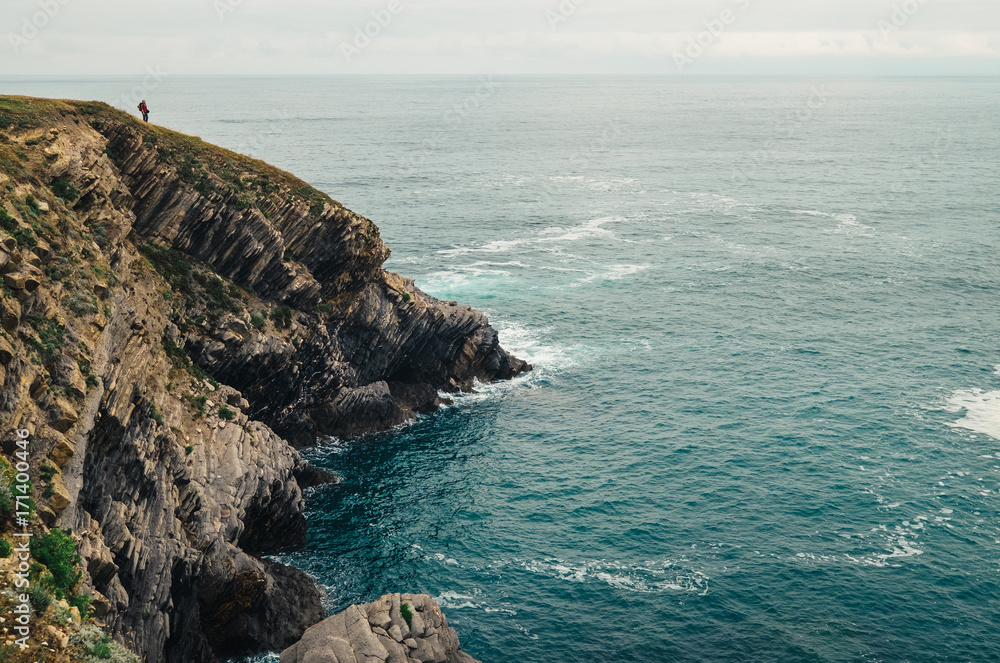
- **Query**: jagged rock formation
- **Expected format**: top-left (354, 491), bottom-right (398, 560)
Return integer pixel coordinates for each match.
top-left (0, 96), bottom-right (527, 663)
top-left (97, 120), bottom-right (529, 446)
top-left (281, 594), bottom-right (480, 663)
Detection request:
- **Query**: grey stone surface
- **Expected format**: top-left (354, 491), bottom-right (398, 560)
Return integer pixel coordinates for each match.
top-left (281, 594), bottom-right (480, 663)
top-left (0, 100), bottom-right (524, 663)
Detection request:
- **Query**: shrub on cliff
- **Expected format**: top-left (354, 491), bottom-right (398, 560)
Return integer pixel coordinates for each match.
top-left (71, 626), bottom-right (142, 663)
top-left (194, 271), bottom-right (243, 314)
top-left (400, 602), bottom-right (413, 628)
top-left (13, 194), bottom-right (40, 219)
top-left (139, 243), bottom-right (192, 293)
top-left (29, 582), bottom-right (52, 615)
top-left (0, 204), bottom-right (16, 232)
top-left (25, 314), bottom-right (66, 366)
top-left (271, 305), bottom-right (293, 331)
top-left (50, 177), bottom-right (79, 202)
top-left (30, 528), bottom-right (82, 597)
top-left (11, 226), bottom-right (36, 249)
top-left (0, 480), bottom-right (12, 517)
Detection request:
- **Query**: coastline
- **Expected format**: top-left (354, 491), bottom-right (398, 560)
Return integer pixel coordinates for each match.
top-left (0, 95), bottom-right (526, 662)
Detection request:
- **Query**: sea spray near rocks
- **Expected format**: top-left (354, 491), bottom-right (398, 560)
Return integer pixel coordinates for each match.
top-left (0, 95), bottom-right (527, 662)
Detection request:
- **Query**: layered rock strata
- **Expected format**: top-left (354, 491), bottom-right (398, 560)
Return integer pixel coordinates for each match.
top-left (0, 97), bottom-right (527, 662)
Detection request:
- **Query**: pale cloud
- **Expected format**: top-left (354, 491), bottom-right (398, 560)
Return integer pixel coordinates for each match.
top-left (0, 0), bottom-right (997, 75)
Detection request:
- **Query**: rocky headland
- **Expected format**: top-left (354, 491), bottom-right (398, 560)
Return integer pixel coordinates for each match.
top-left (0, 96), bottom-right (527, 662)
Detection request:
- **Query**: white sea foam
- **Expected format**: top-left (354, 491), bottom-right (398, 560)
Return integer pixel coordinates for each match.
top-left (945, 389), bottom-right (1000, 440)
top-left (437, 216), bottom-right (627, 259)
top-left (831, 214), bottom-right (876, 237)
top-left (420, 264), bottom-right (522, 292)
top-left (431, 552), bottom-right (460, 566)
top-left (574, 263), bottom-right (651, 286)
top-left (794, 512), bottom-right (945, 569)
top-left (240, 654), bottom-right (280, 663)
top-left (863, 534), bottom-right (924, 567)
top-left (494, 320), bottom-right (579, 375)
top-left (434, 591), bottom-right (481, 610)
top-left (545, 175), bottom-right (642, 194)
top-left (790, 209), bottom-right (876, 237)
top-left (518, 558), bottom-right (709, 595)
top-left (444, 319), bottom-right (579, 407)
top-left (434, 590), bottom-right (518, 616)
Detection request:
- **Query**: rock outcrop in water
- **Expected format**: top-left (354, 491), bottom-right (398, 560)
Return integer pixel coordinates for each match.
top-left (281, 594), bottom-right (480, 663)
top-left (0, 96), bottom-right (527, 662)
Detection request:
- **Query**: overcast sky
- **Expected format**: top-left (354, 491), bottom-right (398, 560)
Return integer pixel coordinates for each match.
top-left (2, 0), bottom-right (998, 75)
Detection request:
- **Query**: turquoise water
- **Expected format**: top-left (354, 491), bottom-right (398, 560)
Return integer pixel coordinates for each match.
top-left (5, 76), bottom-right (1000, 661)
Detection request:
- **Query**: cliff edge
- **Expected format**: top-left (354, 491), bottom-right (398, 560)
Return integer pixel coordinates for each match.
top-left (0, 96), bottom-right (527, 662)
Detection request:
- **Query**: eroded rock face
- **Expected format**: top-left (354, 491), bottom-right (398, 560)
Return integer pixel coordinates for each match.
top-left (281, 594), bottom-right (481, 663)
top-left (94, 117), bottom-right (530, 446)
top-left (0, 98), bottom-right (525, 663)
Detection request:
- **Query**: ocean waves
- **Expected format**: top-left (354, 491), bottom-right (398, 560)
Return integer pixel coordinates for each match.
top-left (515, 557), bottom-right (710, 596)
top-left (945, 388), bottom-right (1000, 440)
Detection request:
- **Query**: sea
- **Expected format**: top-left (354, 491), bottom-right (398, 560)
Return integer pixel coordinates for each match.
top-left (2, 75), bottom-right (999, 662)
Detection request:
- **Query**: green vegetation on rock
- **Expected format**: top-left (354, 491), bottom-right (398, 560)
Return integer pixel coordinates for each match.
top-left (50, 177), bottom-right (80, 202)
top-left (271, 305), bottom-right (293, 331)
top-left (25, 314), bottom-right (66, 365)
top-left (30, 528), bottom-right (82, 598)
top-left (400, 602), bottom-right (413, 628)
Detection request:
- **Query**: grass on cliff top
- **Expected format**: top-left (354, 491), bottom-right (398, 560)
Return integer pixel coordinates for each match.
top-left (0, 96), bottom-right (71, 130)
top-left (0, 95), bottom-right (340, 214)
top-left (65, 98), bottom-right (339, 212)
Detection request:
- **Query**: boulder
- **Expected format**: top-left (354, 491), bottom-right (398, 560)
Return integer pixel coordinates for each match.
top-left (49, 398), bottom-right (79, 432)
top-left (280, 594), bottom-right (480, 663)
top-left (1, 297), bottom-right (21, 331)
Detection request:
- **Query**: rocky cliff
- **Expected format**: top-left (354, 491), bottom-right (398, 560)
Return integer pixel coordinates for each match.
top-left (0, 96), bottom-right (527, 662)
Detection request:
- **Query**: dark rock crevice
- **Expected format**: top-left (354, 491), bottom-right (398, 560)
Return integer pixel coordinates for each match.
top-left (95, 118), bottom-right (530, 445)
top-left (0, 98), bottom-right (527, 663)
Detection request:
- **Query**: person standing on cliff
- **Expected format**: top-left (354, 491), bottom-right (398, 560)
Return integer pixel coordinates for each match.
top-left (138, 100), bottom-right (150, 122)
